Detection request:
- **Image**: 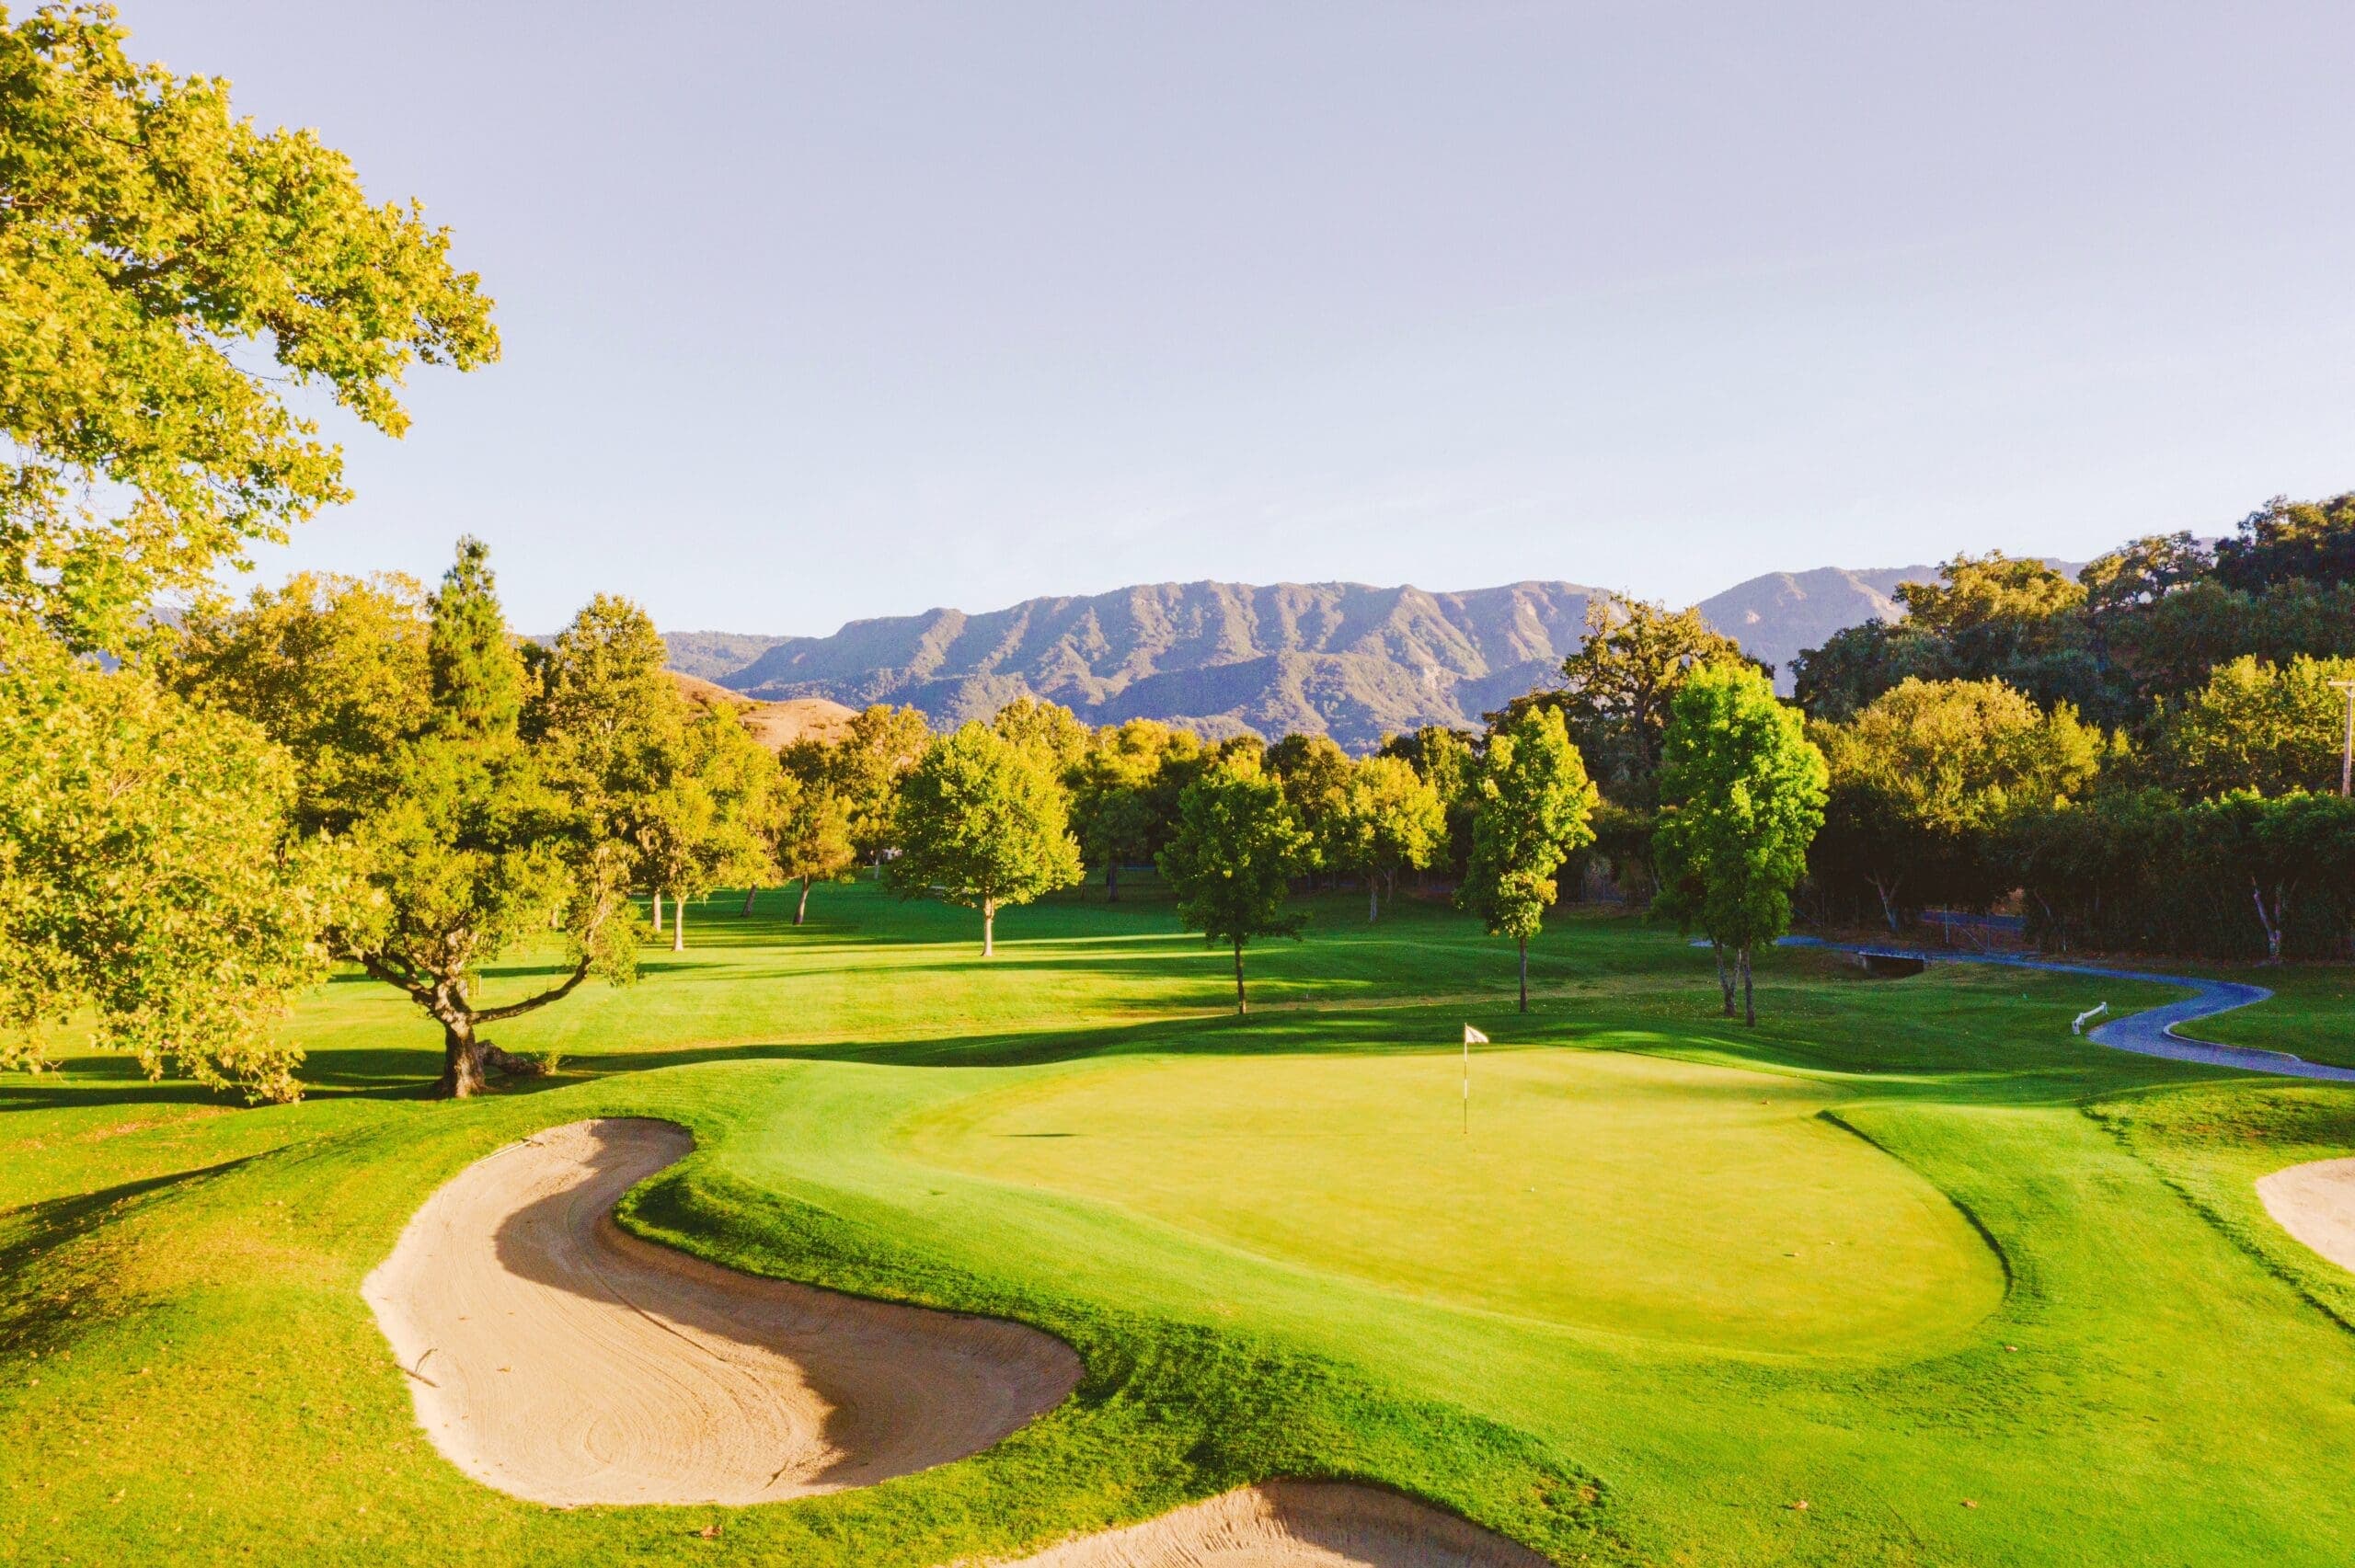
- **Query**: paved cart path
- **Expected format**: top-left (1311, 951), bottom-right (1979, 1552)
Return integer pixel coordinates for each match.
top-left (1781, 937), bottom-right (2355, 1082)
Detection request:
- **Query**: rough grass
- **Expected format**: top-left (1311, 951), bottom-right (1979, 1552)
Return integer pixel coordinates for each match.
top-left (4, 883), bottom-right (2354, 1565)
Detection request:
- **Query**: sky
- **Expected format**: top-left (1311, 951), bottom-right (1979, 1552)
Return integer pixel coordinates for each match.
top-left (135, 1), bottom-right (2355, 635)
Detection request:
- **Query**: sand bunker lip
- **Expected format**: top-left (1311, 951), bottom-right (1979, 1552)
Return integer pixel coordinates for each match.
top-left (2257, 1157), bottom-right (2355, 1276)
top-left (362, 1117), bottom-right (1080, 1506)
top-left (988, 1481), bottom-right (1553, 1567)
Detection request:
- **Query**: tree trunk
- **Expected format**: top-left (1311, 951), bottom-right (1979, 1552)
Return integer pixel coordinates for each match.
top-left (1517, 934), bottom-right (1528, 1013)
top-left (1740, 944), bottom-right (1756, 1026)
top-left (796, 877), bottom-right (812, 926)
top-left (672, 894), bottom-right (685, 953)
top-left (651, 890), bottom-right (664, 934)
top-left (1369, 876), bottom-right (1380, 923)
top-left (435, 1013), bottom-right (486, 1100)
top-left (2254, 880), bottom-right (2285, 964)
top-left (1713, 939), bottom-right (1736, 1017)
top-left (1106, 863), bottom-right (1120, 904)
top-left (1871, 877), bottom-right (1901, 934)
top-left (741, 886), bottom-right (758, 917)
top-left (1234, 939), bottom-right (1248, 1014)
top-left (982, 898), bottom-right (996, 957)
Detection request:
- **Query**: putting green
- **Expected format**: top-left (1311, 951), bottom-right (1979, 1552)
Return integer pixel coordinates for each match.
top-left (907, 1045), bottom-right (2005, 1356)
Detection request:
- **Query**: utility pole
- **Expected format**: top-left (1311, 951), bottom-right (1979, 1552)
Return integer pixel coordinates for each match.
top-left (2334, 680), bottom-right (2355, 797)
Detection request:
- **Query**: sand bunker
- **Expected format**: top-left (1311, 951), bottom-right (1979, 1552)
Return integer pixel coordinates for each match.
top-left (992, 1482), bottom-right (1553, 1568)
top-left (2257, 1157), bottom-right (2355, 1276)
top-left (362, 1117), bottom-right (1079, 1506)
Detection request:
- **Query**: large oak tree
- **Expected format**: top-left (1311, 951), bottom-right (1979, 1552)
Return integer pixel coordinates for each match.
top-left (0, 4), bottom-right (497, 651)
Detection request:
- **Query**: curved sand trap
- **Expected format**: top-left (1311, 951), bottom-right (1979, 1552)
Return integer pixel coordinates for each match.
top-left (2257, 1157), bottom-right (2355, 1275)
top-left (992, 1482), bottom-right (1552, 1567)
top-left (362, 1117), bottom-right (1080, 1505)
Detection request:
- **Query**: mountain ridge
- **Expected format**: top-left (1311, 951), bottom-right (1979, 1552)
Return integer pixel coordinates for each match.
top-left (668, 566), bottom-right (1946, 750)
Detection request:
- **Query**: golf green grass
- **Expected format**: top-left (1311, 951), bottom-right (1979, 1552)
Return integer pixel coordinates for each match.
top-left (906, 1049), bottom-right (2002, 1356)
top-left (6, 881), bottom-right (2355, 1566)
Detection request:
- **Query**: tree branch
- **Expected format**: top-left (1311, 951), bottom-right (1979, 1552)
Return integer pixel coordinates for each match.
top-left (472, 956), bottom-right (594, 1024)
top-left (358, 954), bottom-right (435, 1003)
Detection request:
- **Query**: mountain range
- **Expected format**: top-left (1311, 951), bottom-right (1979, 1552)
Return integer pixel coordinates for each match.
top-left (665, 567), bottom-right (1939, 752)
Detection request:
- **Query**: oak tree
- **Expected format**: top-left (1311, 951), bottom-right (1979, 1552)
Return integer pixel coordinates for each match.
top-left (0, 4), bottom-right (497, 651)
top-left (1809, 678), bottom-right (2104, 932)
top-left (1, 612), bottom-right (327, 1101)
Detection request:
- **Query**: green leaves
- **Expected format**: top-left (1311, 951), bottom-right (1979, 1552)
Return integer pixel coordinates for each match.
top-left (886, 723), bottom-right (1083, 945)
top-left (1809, 677), bottom-right (2103, 926)
top-left (1157, 760), bottom-right (1310, 964)
top-left (1653, 663), bottom-right (1826, 985)
top-left (1459, 707), bottom-right (1596, 944)
top-left (0, 610), bottom-right (327, 1101)
top-left (2156, 654), bottom-right (2355, 799)
top-left (1524, 592), bottom-right (1751, 807)
top-left (0, 4), bottom-right (497, 649)
top-left (1336, 755), bottom-right (1445, 916)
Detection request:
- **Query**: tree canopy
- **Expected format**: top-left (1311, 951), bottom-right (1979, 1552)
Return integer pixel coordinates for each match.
top-left (1500, 592), bottom-right (1751, 807)
top-left (0, 3), bottom-right (498, 650)
top-left (1809, 678), bottom-right (2105, 932)
top-left (767, 767), bottom-right (856, 925)
top-left (1156, 757), bottom-right (1308, 1013)
top-left (831, 704), bottom-right (933, 871)
top-left (0, 612), bottom-right (327, 1100)
top-left (1459, 706), bottom-right (1597, 1011)
top-left (2154, 655), bottom-right (2355, 799)
top-left (1266, 733), bottom-right (1356, 876)
top-left (634, 701), bottom-right (778, 949)
top-left (177, 542), bottom-right (644, 1097)
top-left (885, 722), bottom-right (1083, 956)
top-left (168, 571), bottom-right (430, 832)
top-left (1336, 754), bottom-right (1445, 921)
top-left (1377, 725), bottom-right (1479, 878)
top-left (992, 696), bottom-right (1093, 775)
top-left (1068, 717), bottom-right (1203, 902)
top-left (2214, 492), bottom-right (2355, 592)
top-left (1653, 663), bottom-right (1827, 1023)
top-left (1792, 500), bottom-right (2355, 729)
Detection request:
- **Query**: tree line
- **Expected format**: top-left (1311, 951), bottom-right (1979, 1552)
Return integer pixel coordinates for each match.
top-left (1790, 517), bottom-right (2355, 962)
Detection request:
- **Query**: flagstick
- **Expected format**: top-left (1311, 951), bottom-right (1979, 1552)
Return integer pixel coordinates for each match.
top-left (1462, 1024), bottom-right (1486, 1133)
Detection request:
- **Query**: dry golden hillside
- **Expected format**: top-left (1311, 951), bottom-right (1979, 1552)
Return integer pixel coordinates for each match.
top-left (665, 671), bottom-right (858, 750)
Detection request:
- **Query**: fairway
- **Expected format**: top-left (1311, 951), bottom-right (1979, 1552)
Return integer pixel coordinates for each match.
top-left (10, 889), bottom-right (2355, 1567)
top-left (908, 1047), bottom-right (2004, 1356)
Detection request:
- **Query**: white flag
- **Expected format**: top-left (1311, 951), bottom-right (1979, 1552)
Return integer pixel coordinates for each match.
top-left (1463, 1024), bottom-right (1488, 1045)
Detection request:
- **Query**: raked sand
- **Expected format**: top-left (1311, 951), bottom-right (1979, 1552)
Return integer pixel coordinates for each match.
top-left (987, 1481), bottom-right (1554, 1568)
top-left (362, 1117), bottom-right (1080, 1506)
top-left (2257, 1157), bottom-right (2355, 1276)
top-left (364, 1117), bottom-right (1558, 1563)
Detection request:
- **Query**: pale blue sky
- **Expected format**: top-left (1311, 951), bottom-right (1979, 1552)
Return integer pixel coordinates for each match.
top-left (139, 1), bottom-right (2355, 634)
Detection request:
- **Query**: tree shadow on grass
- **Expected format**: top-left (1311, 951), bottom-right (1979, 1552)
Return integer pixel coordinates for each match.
top-left (0, 1157), bottom-right (254, 1356)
